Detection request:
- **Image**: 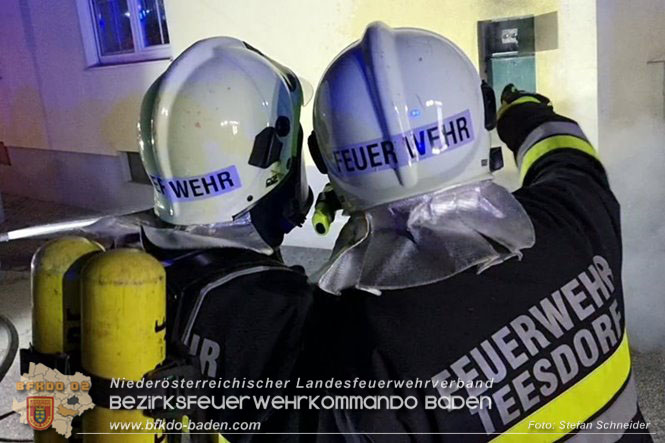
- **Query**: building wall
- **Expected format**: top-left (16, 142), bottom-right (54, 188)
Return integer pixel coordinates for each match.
top-left (0, 0), bottom-right (50, 150)
top-left (596, 0), bottom-right (665, 351)
top-left (164, 0), bottom-right (597, 145)
top-left (0, 0), bottom-right (168, 210)
top-left (0, 146), bottom-right (152, 211)
top-left (0, 0), bottom-right (169, 155)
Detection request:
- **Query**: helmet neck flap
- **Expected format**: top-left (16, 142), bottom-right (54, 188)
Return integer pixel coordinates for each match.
top-left (313, 180), bottom-right (535, 295)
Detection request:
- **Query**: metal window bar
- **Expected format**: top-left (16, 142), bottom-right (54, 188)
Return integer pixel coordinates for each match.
top-left (126, 0), bottom-right (144, 53)
top-left (155, 0), bottom-right (166, 45)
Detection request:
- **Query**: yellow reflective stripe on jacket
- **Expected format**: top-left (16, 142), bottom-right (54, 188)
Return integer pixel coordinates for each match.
top-left (497, 96), bottom-right (543, 119)
top-left (519, 135), bottom-right (599, 182)
top-left (492, 331), bottom-right (632, 443)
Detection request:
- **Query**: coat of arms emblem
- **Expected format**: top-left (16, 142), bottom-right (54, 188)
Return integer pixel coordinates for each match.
top-left (26, 396), bottom-right (54, 431)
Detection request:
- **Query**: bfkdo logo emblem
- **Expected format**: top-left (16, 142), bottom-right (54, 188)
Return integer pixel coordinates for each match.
top-left (26, 396), bottom-right (54, 431)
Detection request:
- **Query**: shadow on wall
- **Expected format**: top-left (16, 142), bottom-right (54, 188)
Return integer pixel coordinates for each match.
top-left (604, 116), bottom-right (665, 353)
top-left (100, 95), bottom-right (144, 151)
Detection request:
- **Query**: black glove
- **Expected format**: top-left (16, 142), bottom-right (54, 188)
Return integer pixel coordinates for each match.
top-left (496, 83), bottom-right (574, 153)
top-left (499, 83), bottom-right (552, 111)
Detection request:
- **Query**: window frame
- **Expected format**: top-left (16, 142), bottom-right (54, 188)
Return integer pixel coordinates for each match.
top-left (78, 0), bottom-right (171, 66)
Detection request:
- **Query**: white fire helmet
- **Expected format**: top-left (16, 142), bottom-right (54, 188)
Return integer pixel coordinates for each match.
top-left (309, 22), bottom-right (499, 211)
top-left (139, 37), bottom-right (312, 232)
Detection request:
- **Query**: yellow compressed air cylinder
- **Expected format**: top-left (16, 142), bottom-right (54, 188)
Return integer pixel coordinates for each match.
top-left (32, 236), bottom-right (105, 356)
top-left (81, 249), bottom-right (166, 443)
top-left (31, 236), bottom-right (104, 443)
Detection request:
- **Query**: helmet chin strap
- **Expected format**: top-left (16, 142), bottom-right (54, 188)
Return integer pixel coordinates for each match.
top-left (249, 164), bottom-right (313, 248)
top-left (249, 124), bottom-right (314, 248)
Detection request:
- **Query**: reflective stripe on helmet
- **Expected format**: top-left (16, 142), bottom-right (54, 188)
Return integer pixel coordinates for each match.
top-left (326, 109), bottom-right (475, 178)
top-left (148, 166), bottom-right (242, 202)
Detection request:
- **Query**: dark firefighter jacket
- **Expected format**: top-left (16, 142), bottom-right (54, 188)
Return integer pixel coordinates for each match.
top-left (304, 102), bottom-right (652, 442)
top-left (155, 246), bottom-right (312, 442)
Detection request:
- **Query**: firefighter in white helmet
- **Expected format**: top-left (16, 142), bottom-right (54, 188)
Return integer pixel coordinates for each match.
top-left (138, 37), bottom-right (313, 439)
top-left (304, 22), bottom-right (651, 441)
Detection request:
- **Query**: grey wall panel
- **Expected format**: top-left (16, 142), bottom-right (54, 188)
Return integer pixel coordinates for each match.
top-left (0, 146), bottom-right (152, 211)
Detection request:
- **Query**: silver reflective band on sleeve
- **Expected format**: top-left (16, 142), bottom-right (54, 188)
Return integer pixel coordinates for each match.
top-left (181, 265), bottom-right (293, 344)
top-left (565, 375), bottom-right (641, 443)
top-left (516, 121), bottom-right (589, 169)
